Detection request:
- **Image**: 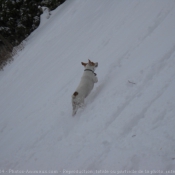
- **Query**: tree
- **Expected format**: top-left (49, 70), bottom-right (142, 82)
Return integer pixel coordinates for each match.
top-left (0, 0), bottom-right (66, 46)
top-left (0, 34), bottom-right (13, 52)
top-left (0, 0), bottom-right (66, 70)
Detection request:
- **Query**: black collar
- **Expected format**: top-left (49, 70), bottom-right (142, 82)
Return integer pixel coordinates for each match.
top-left (84, 69), bottom-right (96, 76)
top-left (84, 69), bottom-right (94, 73)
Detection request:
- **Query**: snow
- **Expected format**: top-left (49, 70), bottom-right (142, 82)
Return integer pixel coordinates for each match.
top-left (0, 0), bottom-right (175, 174)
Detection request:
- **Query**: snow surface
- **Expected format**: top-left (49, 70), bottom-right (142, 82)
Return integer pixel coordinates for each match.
top-left (1, 0), bottom-right (175, 174)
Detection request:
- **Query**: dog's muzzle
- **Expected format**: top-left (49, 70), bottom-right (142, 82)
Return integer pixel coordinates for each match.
top-left (95, 62), bottom-right (98, 67)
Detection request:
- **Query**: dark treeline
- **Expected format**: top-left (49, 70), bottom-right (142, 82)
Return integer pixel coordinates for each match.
top-left (0, 0), bottom-right (66, 70)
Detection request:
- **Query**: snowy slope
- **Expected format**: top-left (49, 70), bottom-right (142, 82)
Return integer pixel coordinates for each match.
top-left (1, 0), bottom-right (175, 174)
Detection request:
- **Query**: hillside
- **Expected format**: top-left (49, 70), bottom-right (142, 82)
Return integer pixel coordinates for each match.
top-left (0, 0), bottom-right (175, 174)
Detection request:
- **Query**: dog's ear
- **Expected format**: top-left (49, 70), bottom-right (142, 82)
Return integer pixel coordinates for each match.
top-left (88, 59), bottom-right (95, 66)
top-left (81, 62), bottom-right (87, 67)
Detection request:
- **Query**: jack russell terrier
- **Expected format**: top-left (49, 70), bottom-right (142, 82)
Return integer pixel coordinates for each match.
top-left (72, 59), bottom-right (98, 116)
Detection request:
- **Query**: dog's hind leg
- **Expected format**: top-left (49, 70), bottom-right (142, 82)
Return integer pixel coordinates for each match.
top-left (72, 100), bottom-right (79, 116)
top-left (74, 98), bottom-right (84, 115)
top-left (72, 104), bottom-right (78, 116)
top-left (72, 92), bottom-right (79, 116)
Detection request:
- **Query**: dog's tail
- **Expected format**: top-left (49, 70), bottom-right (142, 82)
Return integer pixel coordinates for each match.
top-left (72, 91), bottom-right (78, 98)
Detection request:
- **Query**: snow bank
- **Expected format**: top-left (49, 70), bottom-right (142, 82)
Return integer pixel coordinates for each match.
top-left (0, 0), bottom-right (175, 174)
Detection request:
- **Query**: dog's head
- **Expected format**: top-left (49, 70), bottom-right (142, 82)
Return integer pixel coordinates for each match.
top-left (81, 59), bottom-right (98, 71)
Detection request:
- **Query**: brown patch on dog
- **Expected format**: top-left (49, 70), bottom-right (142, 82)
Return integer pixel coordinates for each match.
top-left (73, 91), bottom-right (78, 96)
top-left (81, 62), bottom-right (88, 67)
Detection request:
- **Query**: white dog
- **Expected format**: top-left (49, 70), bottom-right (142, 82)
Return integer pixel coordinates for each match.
top-left (72, 59), bottom-right (98, 116)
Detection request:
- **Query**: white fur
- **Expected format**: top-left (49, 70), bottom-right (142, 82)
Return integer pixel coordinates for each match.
top-left (72, 63), bottom-right (98, 116)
